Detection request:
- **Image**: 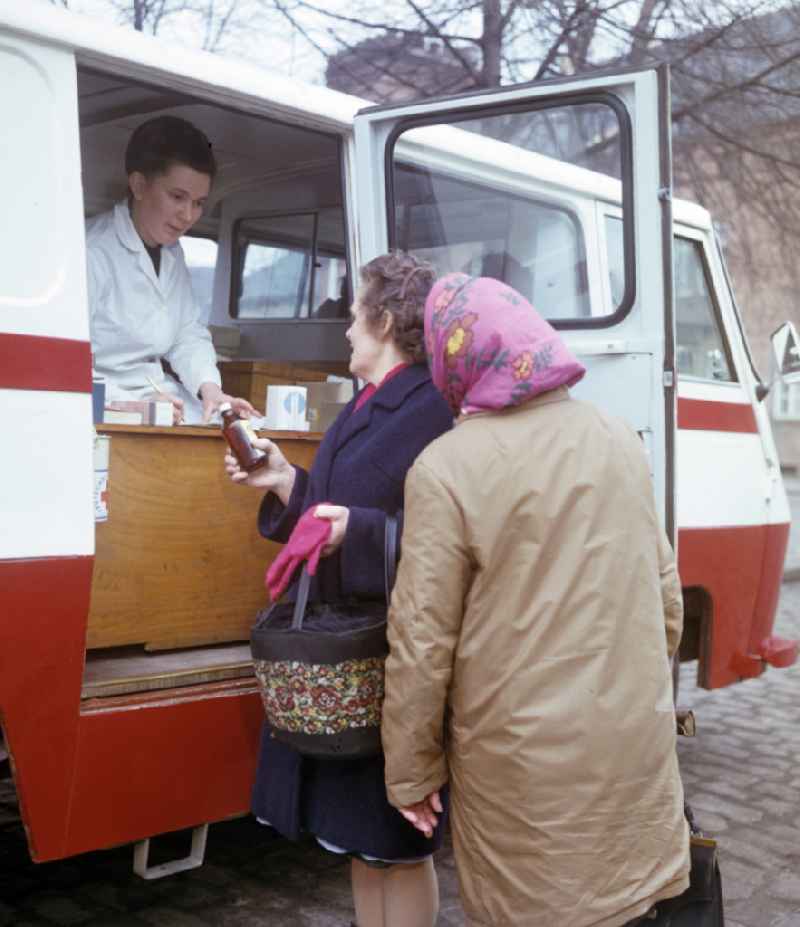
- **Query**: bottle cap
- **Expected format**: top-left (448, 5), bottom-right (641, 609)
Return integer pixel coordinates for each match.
top-left (219, 402), bottom-right (232, 413)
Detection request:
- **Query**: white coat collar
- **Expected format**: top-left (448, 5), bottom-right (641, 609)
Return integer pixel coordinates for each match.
top-left (113, 199), bottom-right (147, 253)
top-left (112, 199), bottom-right (178, 290)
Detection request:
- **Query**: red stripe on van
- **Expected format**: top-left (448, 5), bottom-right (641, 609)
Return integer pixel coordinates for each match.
top-left (0, 333), bottom-right (91, 393)
top-left (678, 397), bottom-right (757, 433)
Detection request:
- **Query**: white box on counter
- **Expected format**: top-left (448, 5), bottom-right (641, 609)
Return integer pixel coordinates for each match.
top-left (264, 385), bottom-right (309, 431)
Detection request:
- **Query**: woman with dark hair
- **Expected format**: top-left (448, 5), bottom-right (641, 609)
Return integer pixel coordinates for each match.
top-left (225, 251), bottom-right (453, 927)
top-left (86, 115), bottom-right (253, 424)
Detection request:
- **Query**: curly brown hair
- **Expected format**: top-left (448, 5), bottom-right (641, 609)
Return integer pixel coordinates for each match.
top-left (358, 251), bottom-right (436, 364)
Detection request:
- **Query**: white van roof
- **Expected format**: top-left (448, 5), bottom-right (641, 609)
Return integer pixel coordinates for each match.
top-left (0, 0), bottom-right (363, 132)
top-left (2, 1), bottom-right (711, 231)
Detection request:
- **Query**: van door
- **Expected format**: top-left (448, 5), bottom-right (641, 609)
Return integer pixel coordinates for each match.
top-left (352, 67), bottom-right (674, 532)
top-left (0, 30), bottom-right (93, 860)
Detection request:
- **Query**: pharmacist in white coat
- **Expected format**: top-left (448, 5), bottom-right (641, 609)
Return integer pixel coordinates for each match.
top-left (86, 115), bottom-right (255, 424)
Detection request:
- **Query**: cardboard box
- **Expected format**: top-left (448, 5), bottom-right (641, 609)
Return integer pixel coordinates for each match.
top-left (297, 380), bottom-right (354, 432)
top-left (103, 401), bottom-right (173, 426)
top-left (219, 361), bottom-right (348, 411)
top-left (308, 400), bottom-right (350, 431)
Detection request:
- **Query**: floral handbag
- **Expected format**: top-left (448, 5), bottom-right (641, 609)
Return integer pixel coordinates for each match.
top-left (250, 516), bottom-right (398, 759)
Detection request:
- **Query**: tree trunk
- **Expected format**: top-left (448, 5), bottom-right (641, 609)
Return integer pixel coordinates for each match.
top-left (133, 0), bottom-right (145, 31)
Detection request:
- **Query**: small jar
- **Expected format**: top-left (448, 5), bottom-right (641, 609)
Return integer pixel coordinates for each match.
top-left (220, 402), bottom-right (268, 472)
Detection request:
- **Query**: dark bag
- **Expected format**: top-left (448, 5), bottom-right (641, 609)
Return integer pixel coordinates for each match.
top-left (631, 805), bottom-right (724, 927)
top-left (250, 516), bottom-right (398, 759)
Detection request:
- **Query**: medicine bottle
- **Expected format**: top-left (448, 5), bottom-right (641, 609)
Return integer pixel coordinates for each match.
top-left (219, 402), bottom-right (268, 472)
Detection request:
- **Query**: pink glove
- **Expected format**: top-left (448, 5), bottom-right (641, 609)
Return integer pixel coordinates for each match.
top-left (265, 502), bottom-right (333, 602)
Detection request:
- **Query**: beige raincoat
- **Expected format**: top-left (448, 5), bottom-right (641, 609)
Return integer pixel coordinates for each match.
top-left (382, 388), bottom-right (690, 927)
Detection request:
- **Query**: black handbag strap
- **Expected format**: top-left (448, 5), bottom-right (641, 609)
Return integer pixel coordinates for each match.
top-left (290, 513), bottom-right (400, 632)
top-left (291, 566), bottom-right (312, 631)
top-left (384, 513), bottom-right (398, 599)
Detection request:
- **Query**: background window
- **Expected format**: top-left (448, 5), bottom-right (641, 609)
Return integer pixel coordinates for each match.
top-left (673, 236), bottom-right (735, 382)
top-left (606, 218), bottom-right (736, 381)
top-left (182, 236), bottom-right (218, 322)
top-left (233, 210), bottom-right (347, 320)
top-left (773, 382), bottom-right (800, 421)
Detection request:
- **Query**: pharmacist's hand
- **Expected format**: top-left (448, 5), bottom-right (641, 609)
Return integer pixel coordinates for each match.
top-left (313, 504), bottom-right (349, 556)
top-left (199, 382), bottom-right (258, 424)
top-left (224, 437), bottom-right (296, 505)
top-left (143, 392), bottom-right (184, 425)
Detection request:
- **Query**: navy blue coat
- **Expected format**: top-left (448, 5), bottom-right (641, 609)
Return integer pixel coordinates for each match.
top-left (251, 363), bottom-right (453, 859)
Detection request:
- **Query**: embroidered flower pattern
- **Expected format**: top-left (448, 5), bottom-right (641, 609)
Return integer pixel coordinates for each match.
top-left (254, 657), bottom-right (385, 735)
top-left (433, 287), bottom-right (457, 314)
top-left (512, 351), bottom-right (533, 381)
top-left (444, 313), bottom-right (478, 367)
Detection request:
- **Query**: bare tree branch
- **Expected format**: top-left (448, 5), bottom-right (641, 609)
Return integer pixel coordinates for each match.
top-left (682, 109), bottom-right (800, 173)
top-left (404, 0), bottom-right (481, 82)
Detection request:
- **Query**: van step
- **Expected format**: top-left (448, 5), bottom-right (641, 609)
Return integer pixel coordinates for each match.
top-left (133, 823), bottom-right (208, 879)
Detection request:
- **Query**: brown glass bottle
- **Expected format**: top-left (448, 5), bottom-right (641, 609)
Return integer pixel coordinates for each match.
top-left (219, 402), bottom-right (268, 472)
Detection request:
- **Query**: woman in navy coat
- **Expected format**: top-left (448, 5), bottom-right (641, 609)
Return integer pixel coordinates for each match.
top-left (225, 252), bottom-right (452, 927)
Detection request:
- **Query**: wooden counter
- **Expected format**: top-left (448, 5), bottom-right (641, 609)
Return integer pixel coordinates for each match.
top-left (88, 424), bottom-right (320, 652)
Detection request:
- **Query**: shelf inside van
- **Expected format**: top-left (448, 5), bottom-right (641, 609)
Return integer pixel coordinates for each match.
top-left (81, 643), bottom-right (253, 699)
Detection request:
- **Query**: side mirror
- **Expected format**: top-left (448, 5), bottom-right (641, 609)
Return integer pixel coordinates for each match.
top-left (771, 321), bottom-right (800, 384)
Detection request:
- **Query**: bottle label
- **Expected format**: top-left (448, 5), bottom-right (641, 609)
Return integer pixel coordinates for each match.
top-left (242, 420), bottom-right (259, 444)
top-left (231, 419), bottom-right (265, 457)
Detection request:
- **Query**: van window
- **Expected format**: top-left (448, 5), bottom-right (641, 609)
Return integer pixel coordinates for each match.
top-left (607, 217), bottom-right (737, 382)
top-left (389, 100), bottom-right (630, 324)
top-left (673, 236), bottom-right (736, 382)
top-left (182, 236), bottom-right (218, 322)
top-left (772, 382), bottom-right (800, 421)
top-left (232, 210), bottom-right (347, 320)
top-left (394, 166), bottom-right (589, 320)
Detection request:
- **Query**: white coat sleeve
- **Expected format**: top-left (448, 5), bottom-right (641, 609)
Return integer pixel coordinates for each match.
top-left (85, 245), bottom-right (126, 402)
top-left (382, 457), bottom-right (472, 808)
top-left (164, 254), bottom-right (221, 398)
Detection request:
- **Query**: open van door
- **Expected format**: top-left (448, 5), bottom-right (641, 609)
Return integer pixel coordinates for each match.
top-left (353, 67), bottom-right (674, 537)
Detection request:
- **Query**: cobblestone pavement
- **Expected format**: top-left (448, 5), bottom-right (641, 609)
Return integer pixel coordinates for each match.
top-left (675, 583), bottom-right (800, 927)
top-left (1, 591), bottom-right (799, 927)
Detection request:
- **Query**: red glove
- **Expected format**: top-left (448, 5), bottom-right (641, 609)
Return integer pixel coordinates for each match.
top-left (265, 502), bottom-right (333, 602)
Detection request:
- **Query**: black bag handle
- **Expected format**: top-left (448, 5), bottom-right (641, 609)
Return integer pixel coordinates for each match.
top-left (290, 513), bottom-right (399, 632)
top-left (291, 566), bottom-right (313, 631)
top-left (384, 513), bottom-right (398, 598)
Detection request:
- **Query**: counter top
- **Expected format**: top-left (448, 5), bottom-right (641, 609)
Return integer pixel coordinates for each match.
top-left (97, 423), bottom-right (323, 440)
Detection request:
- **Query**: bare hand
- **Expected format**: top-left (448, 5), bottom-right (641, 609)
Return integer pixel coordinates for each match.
top-left (398, 791), bottom-right (443, 839)
top-left (200, 381), bottom-right (258, 424)
top-left (313, 504), bottom-right (350, 556)
top-left (224, 436), bottom-right (296, 505)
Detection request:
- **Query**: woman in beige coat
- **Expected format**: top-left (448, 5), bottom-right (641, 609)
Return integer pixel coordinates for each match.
top-left (381, 274), bottom-right (691, 927)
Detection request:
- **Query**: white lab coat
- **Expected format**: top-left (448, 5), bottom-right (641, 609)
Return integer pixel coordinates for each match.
top-left (86, 201), bottom-right (221, 422)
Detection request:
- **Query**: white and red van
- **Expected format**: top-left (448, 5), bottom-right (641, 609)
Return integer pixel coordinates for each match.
top-left (0, 0), bottom-right (796, 873)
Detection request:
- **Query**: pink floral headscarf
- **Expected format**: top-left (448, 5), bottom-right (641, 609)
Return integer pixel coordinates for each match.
top-left (424, 274), bottom-right (586, 415)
